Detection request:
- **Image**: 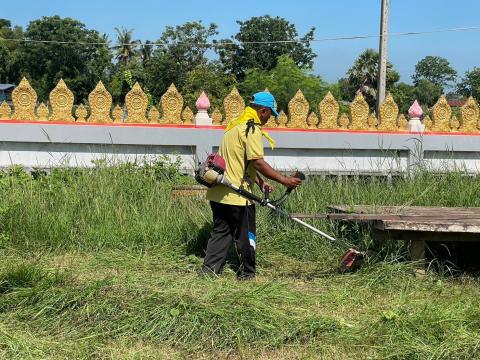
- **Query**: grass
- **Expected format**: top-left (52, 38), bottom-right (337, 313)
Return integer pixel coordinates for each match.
top-left (1, 161), bottom-right (480, 359)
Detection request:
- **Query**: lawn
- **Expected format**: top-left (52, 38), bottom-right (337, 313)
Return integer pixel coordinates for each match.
top-left (1, 161), bottom-right (480, 359)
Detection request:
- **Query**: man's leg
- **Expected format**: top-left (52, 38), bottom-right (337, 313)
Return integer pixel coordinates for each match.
top-left (234, 204), bottom-right (256, 279)
top-left (201, 202), bottom-right (235, 275)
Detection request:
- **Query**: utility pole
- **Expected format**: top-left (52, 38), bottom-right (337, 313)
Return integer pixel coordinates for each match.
top-left (376, 0), bottom-right (389, 115)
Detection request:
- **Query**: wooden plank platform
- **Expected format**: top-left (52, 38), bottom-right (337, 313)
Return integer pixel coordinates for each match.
top-left (295, 205), bottom-right (480, 265)
top-left (326, 205), bottom-right (480, 233)
top-left (171, 185), bottom-right (207, 198)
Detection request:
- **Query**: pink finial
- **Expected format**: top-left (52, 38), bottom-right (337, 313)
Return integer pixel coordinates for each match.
top-left (195, 91), bottom-right (211, 111)
top-left (408, 100), bottom-right (423, 119)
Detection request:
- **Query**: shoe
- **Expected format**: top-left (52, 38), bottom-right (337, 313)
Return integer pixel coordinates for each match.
top-left (198, 267), bottom-right (218, 278)
top-left (237, 274), bottom-right (256, 281)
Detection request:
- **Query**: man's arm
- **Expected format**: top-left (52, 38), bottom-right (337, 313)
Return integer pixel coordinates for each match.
top-left (252, 158), bottom-right (301, 189)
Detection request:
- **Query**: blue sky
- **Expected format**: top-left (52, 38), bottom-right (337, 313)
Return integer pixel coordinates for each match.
top-left (3, 0), bottom-right (480, 83)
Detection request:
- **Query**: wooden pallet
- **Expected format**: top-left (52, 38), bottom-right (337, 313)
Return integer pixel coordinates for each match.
top-left (327, 205), bottom-right (480, 233)
top-left (294, 205), bottom-right (480, 265)
top-left (171, 185), bottom-right (207, 198)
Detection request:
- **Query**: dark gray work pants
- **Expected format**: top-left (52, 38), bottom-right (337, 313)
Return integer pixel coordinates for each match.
top-left (202, 201), bottom-right (256, 279)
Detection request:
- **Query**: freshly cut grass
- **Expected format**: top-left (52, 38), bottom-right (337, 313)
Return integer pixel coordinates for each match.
top-left (1, 251), bottom-right (480, 359)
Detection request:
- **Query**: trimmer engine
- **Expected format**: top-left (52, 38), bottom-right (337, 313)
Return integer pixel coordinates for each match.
top-left (195, 153), bottom-right (227, 187)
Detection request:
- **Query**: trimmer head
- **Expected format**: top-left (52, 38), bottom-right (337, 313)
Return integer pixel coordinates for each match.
top-left (340, 248), bottom-right (364, 271)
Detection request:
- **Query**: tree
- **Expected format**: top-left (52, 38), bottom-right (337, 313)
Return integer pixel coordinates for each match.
top-left (182, 62), bottom-right (237, 111)
top-left (0, 19), bottom-right (24, 84)
top-left (0, 19), bottom-right (11, 28)
top-left (140, 40), bottom-right (153, 66)
top-left (457, 67), bottom-right (480, 101)
top-left (414, 79), bottom-right (442, 108)
top-left (112, 27), bottom-right (140, 65)
top-left (412, 56), bottom-right (457, 90)
top-left (216, 16), bottom-right (316, 81)
top-left (107, 61), bottom-right (147, 104)
top-left (239, 55), bottom-right (328, 113)
top-left (343, 49), bottom-right (400, 108)
top-left (390, 82), bottom-right (416, 114)
top-left (17, 16), bottom-right (112, 101)
top-left (108, 29), bottom-right (146, 103)
top-left (145, 21), bottom-right (218, 99)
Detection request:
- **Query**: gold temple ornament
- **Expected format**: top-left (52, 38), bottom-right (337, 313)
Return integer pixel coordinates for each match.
top-left (125, 82), bottom-right (148, 123)
top-left (182, 106), bottom-right (194, 124)
top-left (12, 77), bottom-right (37, 121)
top-left (223, 87), bottom-right (245, 124)
top-left (349, 92), bottom-right (369, 130)
top-left (161, 84), bottom-right (183, 124)
top-left (211, 108), bottom-right (223, 126)
top-left (432, 95), bottom-right (452, 132)
top-left (75, 104), bottom-right (88, 122)
top-left (112, 105), bottom-right (123, 123)
top-left (318, 91), bottom-right (339, 130)
top-left (287, 89), bottom-right (309, 129)
top-left (88, 81), bottom-right (113, 123)
top-left (378, 94), bottom-right (399, 131)
top-left (148, 106), bottom-right (161, 123)
top-left (459, 97), bottom-right (479, 133)
top-left (49, 79), bottom-right (74, 122)
top-left (0, 101), bottom-right (12, 120)
top-left (307, 112), bottom-right (319, 129)
top-left (36, 103), bottom-right (49, 121)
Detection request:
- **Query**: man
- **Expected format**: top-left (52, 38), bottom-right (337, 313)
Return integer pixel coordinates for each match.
top-left (201, 91), bottom-right (302, 280)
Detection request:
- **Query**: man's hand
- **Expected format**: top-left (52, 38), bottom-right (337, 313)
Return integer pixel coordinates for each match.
top-left (261, 182), bottom-right (274, 194)
top-left (282, 174), bottom-right (302, 189)
top-left (256, 176), bottom-right (274, 193)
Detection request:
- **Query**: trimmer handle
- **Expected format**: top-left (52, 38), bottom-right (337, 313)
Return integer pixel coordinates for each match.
top-left (294, 171), bottom-right (306, 181)
top-left (286, 171), bottom-right (306, 194)
top-left (263, 186), bottom-right (271, 201)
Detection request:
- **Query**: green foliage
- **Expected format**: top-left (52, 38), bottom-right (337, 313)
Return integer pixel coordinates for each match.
top-left (0, 158), bottom-right (189, 250)
top-left (239, 55), bottom-right (327, 113)
top-left (107, 62), bottom-right (147, 104)
top-left (0, 19), bottom-right (24, 84)
top-left (112, 27), bottom-right (140, 66)
top-left (140, 40), bottom-right (153, 66)
top-left (182, 62), bottom-right (237, 111)
top-left (390, 82), bottom-right (416, 114)
top-left (216, 15), bottom-right (316, 81)
top-left (17, 16), bottom-right (112, 102)
top-left (0, 263), bottom-right (45, 294)
top-left (457, 67), bottom-right (480, 101)
top-left (412, 56), bottom-right (457, 89)
top-left (342, 49), bottom-right (400, 108)
top-left (414, 79), bottom-right (443, 107)
top-left (145, 21), bottom-right (218, 99)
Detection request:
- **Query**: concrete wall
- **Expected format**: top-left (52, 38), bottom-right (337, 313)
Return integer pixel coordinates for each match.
top-left (1, 121), bottom-right (479, 175)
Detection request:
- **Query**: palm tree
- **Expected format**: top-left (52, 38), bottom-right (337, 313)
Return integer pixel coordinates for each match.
top-left (347, 49), bottom-right (379, 101)
top-left (346, 49), bottom-right (399, 108)
top-left (112, 27), bottom-right (140, 65)
top-left (140, 40), bottom-right (153, 66)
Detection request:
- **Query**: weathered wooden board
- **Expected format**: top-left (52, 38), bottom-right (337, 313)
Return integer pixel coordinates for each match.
top-left (295, 205), bottom-right (480, 234)
top-left (171, 185), bottom-right (207, 198)
top-left (320, 205), bottom-right (480, 263)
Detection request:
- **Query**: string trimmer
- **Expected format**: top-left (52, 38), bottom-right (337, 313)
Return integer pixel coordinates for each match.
top-left (195, 154), bottom-right (363, 270)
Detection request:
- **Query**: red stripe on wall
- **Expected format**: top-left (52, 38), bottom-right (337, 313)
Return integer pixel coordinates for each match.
top-left (0, 119), bottom-right (478, 136)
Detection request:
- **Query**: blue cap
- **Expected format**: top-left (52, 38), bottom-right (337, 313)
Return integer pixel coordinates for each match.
top-left (251, 92), bottom-right (279, 117)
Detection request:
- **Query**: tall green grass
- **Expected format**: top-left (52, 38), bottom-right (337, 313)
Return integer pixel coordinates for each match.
top-left (2, 162), bottom-right (480, 256)
top-left (0, 161), bottom-right (204, 252)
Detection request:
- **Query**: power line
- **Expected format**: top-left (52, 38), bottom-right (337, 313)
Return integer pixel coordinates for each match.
top-left (1, 25), bottom-right (479, 47)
